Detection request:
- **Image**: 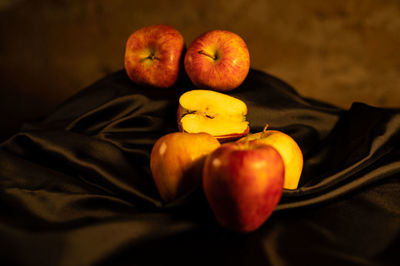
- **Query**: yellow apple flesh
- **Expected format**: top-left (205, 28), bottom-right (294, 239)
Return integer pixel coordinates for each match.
top-left (178, 90), bottom-right (249, 142)
top-left (237, 124), bottom-right (303, 190)
top-left (150, 132), bottom-right (221, 202)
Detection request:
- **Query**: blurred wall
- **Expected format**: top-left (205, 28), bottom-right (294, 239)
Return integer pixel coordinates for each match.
top-left (1, 0), bottom-right (400, 141)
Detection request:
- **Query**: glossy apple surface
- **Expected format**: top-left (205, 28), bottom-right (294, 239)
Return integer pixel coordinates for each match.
top-left (124, 24), bottom-right (185, 88)
top-left (177, 89), bottom-right (249, 142)
top-left (203, 142), bottom-right (284, 232)
top-left (150, 132), bottom-right (220, 202)
top-left (184, 30), bottom-right (250, 91)
top-left (237, 124), bottom-right (303, 190)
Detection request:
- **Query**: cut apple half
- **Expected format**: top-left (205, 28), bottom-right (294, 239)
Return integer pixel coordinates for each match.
top-left (178, 90), bottom-right (249, 142)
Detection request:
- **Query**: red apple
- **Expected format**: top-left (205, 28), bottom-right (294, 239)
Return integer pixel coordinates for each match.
top-left (203, 142), bottom-right (285, 232)
top-left (237, 124), bottom-right (303, 190)
top-left (150, 132), bottom-right (220, 202)
top-left (124, 24), bottom-right (185, 88)
top-left (184, 30), bottom-right (250, 91)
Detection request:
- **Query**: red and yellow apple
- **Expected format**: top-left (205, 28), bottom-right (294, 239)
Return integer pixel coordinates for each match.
top-left (237, 124), bottom-right (303, 190)
top-left (184, 30), bottom-right (250, 91)
top-left (177, 89), bottom-right (249, 142)
top-left (124, 24), bottom-right (185, 88)
top-left (150, 132), bottom-right (220, 202)
top-left (203, 142), bottom-right (285, 232)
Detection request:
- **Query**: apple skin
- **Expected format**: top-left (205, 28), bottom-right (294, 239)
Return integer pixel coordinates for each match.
top-left (203, 142), bottom-right (284, 232)
top-left (124, 24), bottom-right (185, 88)
top-left (150, 132), bottom-right (220, 202)
top-left (237, 124), bottom-right (303, 190)
top-left (207, 128), bottom-right (250, 143)
top-left (184, 30), bottom-right (250, 91)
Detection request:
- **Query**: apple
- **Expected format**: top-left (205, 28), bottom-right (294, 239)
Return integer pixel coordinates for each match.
top-left (237, 124), bottom-right (303, 190)
top-left (203, 142), bottom-right (285, 232)
top-left (124, 24), bottom-right (185, 88)
top-left (150, 132), bottom-right (220, 202)
top-left (177, 89), bottom-right (249, 142)
top-left (184, 30), bottom-right (250, 91)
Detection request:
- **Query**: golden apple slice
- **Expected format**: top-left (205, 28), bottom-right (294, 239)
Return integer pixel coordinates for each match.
top-left (178, 90), bottom-right (249, 142)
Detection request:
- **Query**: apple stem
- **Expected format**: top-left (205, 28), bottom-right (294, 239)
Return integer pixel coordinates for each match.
top-left (142, 52), bottom-right (160, 61)
top-left (198, 50), bottom-right (218, 60)
top-left (263, 124), bottom-right (269, 132)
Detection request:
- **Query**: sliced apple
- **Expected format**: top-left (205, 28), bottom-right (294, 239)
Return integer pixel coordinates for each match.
top-left (178, 90), bottom-right (249, 142)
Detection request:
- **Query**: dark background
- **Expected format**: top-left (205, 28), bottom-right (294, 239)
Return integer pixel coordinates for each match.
top-left (1, 0), bottom-right (400, 141)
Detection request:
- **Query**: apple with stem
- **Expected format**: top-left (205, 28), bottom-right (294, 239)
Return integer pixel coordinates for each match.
top-left (124, 24), bottom-right (185, 88)
top-left (237, 124), bottom-right (303, 190)
top-left (203, 141), bottom-right (285, 232)
top-left (184, 30), bottom-right (250, 91)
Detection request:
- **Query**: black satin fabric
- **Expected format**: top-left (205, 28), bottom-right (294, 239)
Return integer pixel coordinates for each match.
top-left (1, 69), bottom-right (399, 266)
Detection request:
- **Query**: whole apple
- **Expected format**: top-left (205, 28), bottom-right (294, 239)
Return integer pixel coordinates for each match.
top-left (124, 24), bottom-right (185, 88)
top-left (203, 142), bottom-right (284, 232)
top-left (150, 132), bottom-right (220, 202)
top-left (184, 30), bottom-right (250, 91)
top-left (237, 124), bottom-right (303, 190)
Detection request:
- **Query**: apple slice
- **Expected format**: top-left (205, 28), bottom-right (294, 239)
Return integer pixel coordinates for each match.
top-left (178, 90), bottom-right (249, 142)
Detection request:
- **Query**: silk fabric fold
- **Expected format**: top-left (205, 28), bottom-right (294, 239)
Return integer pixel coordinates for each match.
top-left (1, 69), bottom-right (399, 265)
